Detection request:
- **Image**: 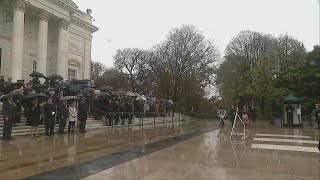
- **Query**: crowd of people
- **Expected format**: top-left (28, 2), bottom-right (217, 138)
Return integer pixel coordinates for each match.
top-left (217, 106), bottom-right (256, 126)
top-left (0, 75), bottom-right (175, 140)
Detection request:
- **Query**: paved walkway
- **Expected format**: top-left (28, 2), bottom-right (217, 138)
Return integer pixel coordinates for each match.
top-left (0, 119), bottom-right (319, 179)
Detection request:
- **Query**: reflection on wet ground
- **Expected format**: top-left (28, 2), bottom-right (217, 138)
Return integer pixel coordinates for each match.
top-left (0, 119), bottom-right (319, 179)
top-left (0, 119), bottom-right (214, 179)
top-left (83, 121), bottom-right (320, 180)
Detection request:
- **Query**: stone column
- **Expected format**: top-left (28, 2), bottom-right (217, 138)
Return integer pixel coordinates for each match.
top-left (10, 0), bottom-right (25, 82)
top-left (37, 9), bottom-right (49, 76)
top-left (56, 18), bottom-right (69, 79)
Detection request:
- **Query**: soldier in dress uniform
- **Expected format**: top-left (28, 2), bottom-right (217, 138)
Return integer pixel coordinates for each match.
top-left (78, 96), bottom-right (89, 133)
top-left (43, 96), bottom-right (56, 136)
top-left (2, 95), bottom-right (16, 140)
top-left (58, 99), bottom-right (68, 134)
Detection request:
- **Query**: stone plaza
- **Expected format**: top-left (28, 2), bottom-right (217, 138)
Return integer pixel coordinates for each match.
top-left (0, 0), bottom-right (98, 82)
top-left (0, 118), bottom-right (318, 179)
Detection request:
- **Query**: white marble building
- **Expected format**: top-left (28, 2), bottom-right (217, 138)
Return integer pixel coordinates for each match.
top-left (0, 0), bottom-right (98, 82)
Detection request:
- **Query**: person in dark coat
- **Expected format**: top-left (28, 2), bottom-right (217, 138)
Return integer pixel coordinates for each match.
top-left (2, 95), bottom-right (16, 140)
top-left (106, 100), bottom-right (113, 126)
top-left (30, 98), bottom-right (41, 137)
top-left (314, 105), bottom-right (320, 128)
top-left (13, 98), bottom-right (21, 126)
top-left (93, 97), bottom-right (103, 120)
top-left (113, 101), bottom-right (120, 125)
top-left (58, 99), bottom-right (68, 134)
top-left (229, 105), bottom-right (236, 126)
top-left (78, 96), bottom-right (89, 133)
top-left (120, 101), bottom-right (126, 125)
top-left (43, 96), bottom-right (56, 136)
top-left (23, 83), bottom-right (33, 126)
top-left (55, 91), bottom-right (63, 124)
top-left (126, 101), bottom-right (133, 124)
top-left (249, 106), bottom-right (256, 122)
top-left (285, 104), bottom-right (295, 125)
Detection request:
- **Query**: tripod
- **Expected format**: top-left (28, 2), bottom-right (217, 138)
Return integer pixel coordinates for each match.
top-left (230, 107), bottom-right (246, 145)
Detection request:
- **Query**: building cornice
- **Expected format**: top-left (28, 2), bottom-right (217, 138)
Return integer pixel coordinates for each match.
top-left (71, 15), bottom-right (99, 33)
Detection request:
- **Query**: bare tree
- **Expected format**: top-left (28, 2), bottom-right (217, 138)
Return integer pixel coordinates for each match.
top-left (152, 25), bottom-right (220, 102)
top-left (95, 68), bottom-right (131, 89)
top-left (114, 48), bottom-right (146, 92)
top-left (90, 61), bottom-right (106, 81)
top-left (225, 30), bottom-right (275, 68)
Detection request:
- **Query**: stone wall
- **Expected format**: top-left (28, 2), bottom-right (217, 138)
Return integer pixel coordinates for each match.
top-left (0, 0), bottom-right (96, 81)
top-left (0, 3), bottom-right (13, 78)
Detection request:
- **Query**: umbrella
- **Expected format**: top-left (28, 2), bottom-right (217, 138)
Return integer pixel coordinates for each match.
top-left (0, 93), bottom-right (24, 102)
top-left (21, 93), bottom-right (48, 104)
top-left (55, 82), bottom-right (70, 89)
top-left (49, 74), bottom-right (63, 80)
top-left (136, 96), bottom-right (147, 101)
top-left (32, 84), bottom-right (49, 93)
top-left (3, 82), bottom-right (24, 93)
top-left (80, 84), bottom-right (91, 89)
top-left (124, 91), bottom-right (136, 97)
top-left (70, 79), bottom-right (90, 84)
top-left (62, 96), bottom-right (79, 100)
top-left (29, 72), bottom-right (46, 78)
top-left (108, 91), bottom-right (119, 96)
top-left (68, 85), bottom-right (81, 92)
top-left (98, 86), bottom-right (114, 92)
top-left (96, 92), bottom-right (110, 98)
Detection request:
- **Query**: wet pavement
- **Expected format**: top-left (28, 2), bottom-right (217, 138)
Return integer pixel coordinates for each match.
top-left (0, 119), bottom-right (319, 179)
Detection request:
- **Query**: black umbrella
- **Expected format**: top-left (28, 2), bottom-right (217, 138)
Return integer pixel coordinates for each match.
top-left (96, 92), bottom-right (110, 98)
top-left (49, 74), bottom-right (63, 80)
top-left (98, 86), bottom-right (114, 92)
top-left (32, 84), bottom-right (49, 93)
top-left (20, 93), bottom-right (48, 104)
top-left (3, 82), bottom-right (24, 94)
top-left (0, 93), bottom-right (24, 102)
top-left (62, 96), bottom-right (79, 100)
top-left (108, 91), bottom-right (119, 96)
top-left (29, 72), bottom-right (46, 78)
top-left (68, 85), bottom-right (81, 92)
top-left (55, 82), bottom-right (70, 89)
top-left (70, 79), bottom-right (90, 85)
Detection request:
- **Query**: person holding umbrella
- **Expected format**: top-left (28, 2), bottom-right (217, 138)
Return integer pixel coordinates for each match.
top-left (2, 94), bottom-right (17, 140)
top-left (68, 101), bottom-right (77, 134)
top-left (43, 96), bottom-right (56, 136)
top-left (58, 98), bottom-right (69, 134)
top-left (30, 98), bottom-right (41, 137)
top-left (78, 96), bottom-right (89, 133)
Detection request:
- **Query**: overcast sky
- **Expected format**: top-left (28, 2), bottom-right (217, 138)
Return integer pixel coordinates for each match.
top-left (75, 0), bottom-right (319, 67)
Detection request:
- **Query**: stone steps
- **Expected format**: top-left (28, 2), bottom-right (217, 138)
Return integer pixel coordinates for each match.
top-left (0, 118), bottom-right (170, 138)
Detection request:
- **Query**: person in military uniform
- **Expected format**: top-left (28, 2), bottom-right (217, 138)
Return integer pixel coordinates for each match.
top-left (43, 96), bottom-right (56, 136)
top-left (78, 96), bottom-right (89, 133)
top-left (106, 100), bottom-right (113, 126)
top-left (126, 101), bottom-right (133, 124)
top-left (2, 95), bottom-right (16, 140)
top-left (120, 101), bottom-right (126, 125)
top-left (285, 104), bottom-right (295, 125)
top-left (314, 105), bottom-right (320, 128)
top-left (113, 100), bottom-right (120, 125)
top-left (58, 99), bottom-right (68, 134)
top-left (55, 91), bottom-right (64, 124)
